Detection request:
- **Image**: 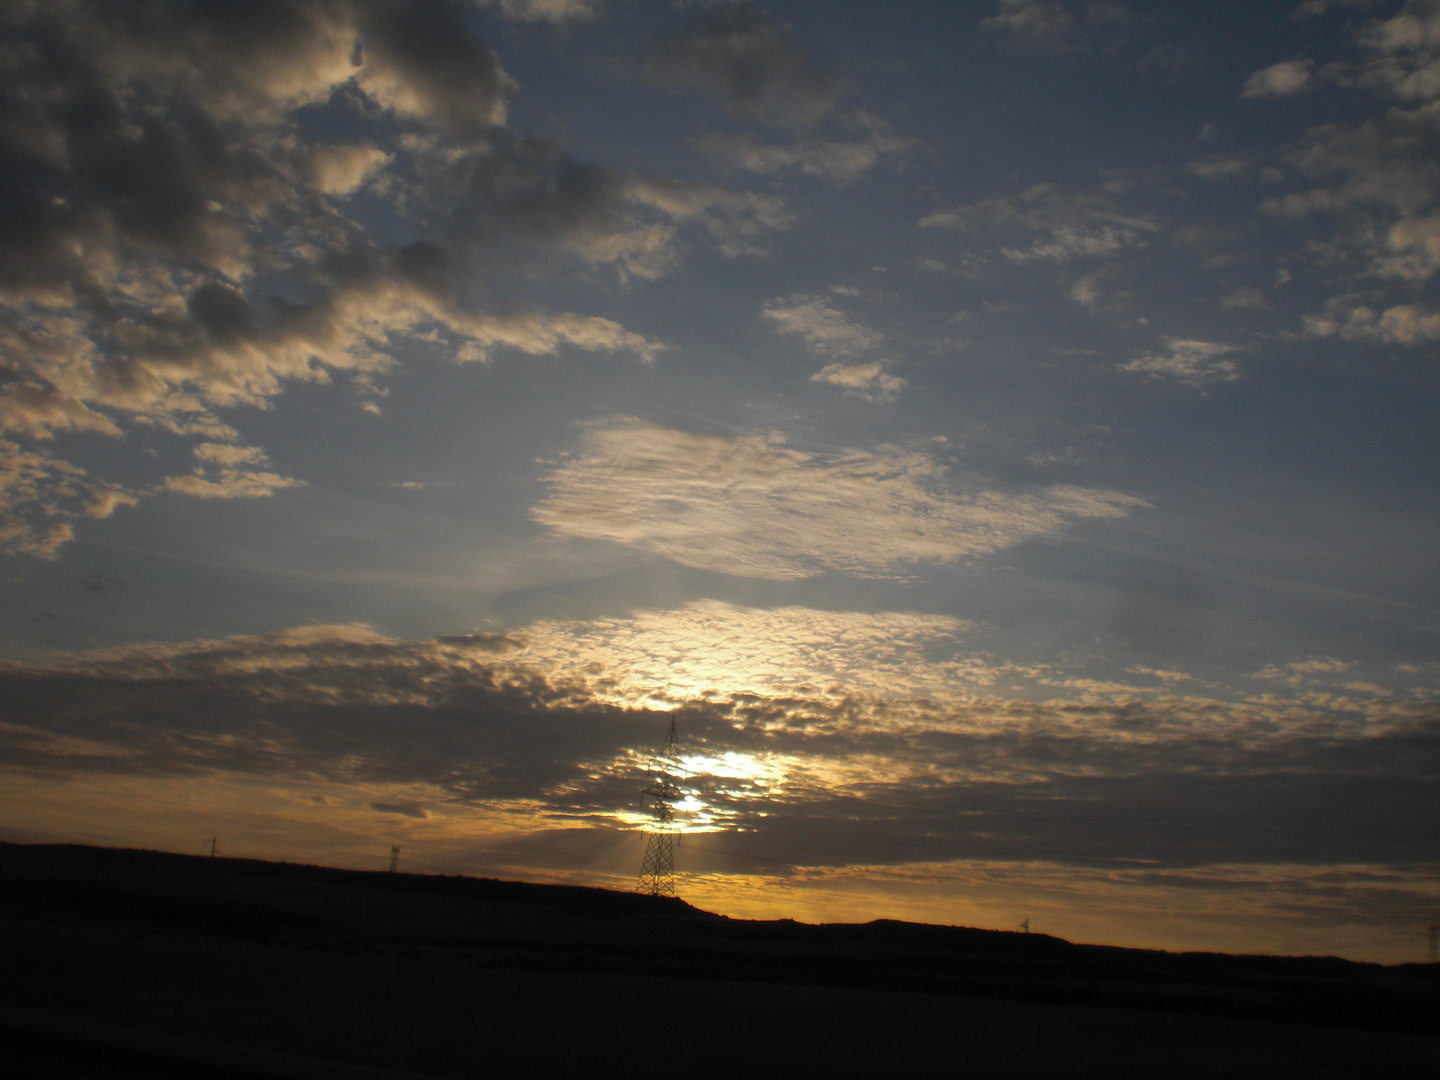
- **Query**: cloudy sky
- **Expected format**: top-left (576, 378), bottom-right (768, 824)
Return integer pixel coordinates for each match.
top-left (1, 0), bottom-right (1437, 961)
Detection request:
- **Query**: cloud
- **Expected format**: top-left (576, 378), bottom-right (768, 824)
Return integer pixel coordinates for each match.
top-left (1303, 296), bottom-right (1440, 343)
top-left (0, 617), bottom-right (1435, 910)
top-left (762, 296), bottom-right (883, 356)
top-left (1118, 340), bottom-right (1240, 386)
top-left (1220, 287), bottom-right (1270, 310)
top-left (162, 442), bottom-right (304, 500)
top-left (0, 0), bottom-right (760, 555)
top-left (762, 295), bottom-right (904, 402)
top-left (0, 440), bottom-right (136, 558)
top-left (980, 1), bottom-right (1136, 55)
top-left (352, 0), bottom-right (515, 136)
top-left (531, 420), bottom-right (1144, 579)
top-left (1066, 268), bottom-right (1109, 309)
top-left (477, 0), bottom-right (604, 23)
top-left (695, 114), bottom-right (916, 184)
top-left (649, 3), bottom-right (842, 128)
top-left (1293, 0), bottom-right (1382, 17)
top-left (429, 143), bottom-right (793, 279)
top-left (1254, 658), bottom-right (1356, 688)
top-left (809, 362), bottom-right (907, 403)
top-left (0, 384), bottom-right (122, 441)
top-left (1189, 155), bottom-right (1250, 180)
top-left (516, 600), bottom-right (980, 707)
top-left (1259, 6), bottom-right (1440, 288)
top-left (920, 184), bottom-right (1160, 263)
top-left (1242, 59), bottom-right (1315, 98)
top-left (1357, 0), bottom-right (1440, 103)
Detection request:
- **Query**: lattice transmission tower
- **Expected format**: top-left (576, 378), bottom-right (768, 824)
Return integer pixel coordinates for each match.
top-left (637, 716), bottom-right (682, 898)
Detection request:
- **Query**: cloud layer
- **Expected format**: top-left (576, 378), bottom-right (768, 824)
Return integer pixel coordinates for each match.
top-left (1, 613), bottom-right (1435, 957)
top-left (532, 420), bottom-right (1144, 579)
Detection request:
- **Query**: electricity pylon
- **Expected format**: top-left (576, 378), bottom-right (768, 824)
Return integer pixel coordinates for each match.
top-left (388, 843), bottom-right (401, 873)
top-left (207, 836), bottom-right (218, 857)
top-left (1429, 922), bottom-right (1438, 964)
top-left (637, 717), bottom-right (682, 898)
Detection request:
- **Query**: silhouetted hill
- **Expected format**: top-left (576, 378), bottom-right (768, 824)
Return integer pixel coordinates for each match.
top-left (2, 842), bottom-right (1436, 1078)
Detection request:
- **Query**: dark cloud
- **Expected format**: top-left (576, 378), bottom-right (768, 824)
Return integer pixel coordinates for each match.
top-left (352, 0), bottom-right (514, 136)
top-left (1, 625), bottom-right (1435, 874)
top-left (2, 0), bottom-right (782, 554)
top-left (649, 4), bottom-right (841, 128)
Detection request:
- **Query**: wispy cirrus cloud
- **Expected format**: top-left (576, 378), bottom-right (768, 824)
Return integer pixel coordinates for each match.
top-left (531, 419), bottom-right (1144, 579)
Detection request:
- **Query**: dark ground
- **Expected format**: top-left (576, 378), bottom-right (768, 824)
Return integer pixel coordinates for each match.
top-left (1, 842), bottom-right (1436, 1078)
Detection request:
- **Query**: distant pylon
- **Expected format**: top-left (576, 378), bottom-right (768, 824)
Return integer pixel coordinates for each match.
top-left (207, 835), bottom-right (218, 857)
top-left (1429, 922), bottom-right (1438, 964)
top-left (388, 843), bottom-right (401, 873)
top-left (1019, 917), bottom-right (1029, 934)
top-left (637, 716), bottom-right (682, 898)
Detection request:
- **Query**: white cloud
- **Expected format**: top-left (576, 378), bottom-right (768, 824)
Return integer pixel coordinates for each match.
top-left (1303, 296), bottom-right (1440, 343)
top-left (762, 295), bottom-right (904, 402)
top-left (0, 439), bottom-right (135, 558)
top-left (809, 362), bottom-right (907, 403)
top-left (1067, 269), bottom-right (1108, 309)
top-left (920, 184), bottom-right (1159, 263)
top-left (1358, 0), bottom-right (1440, 103)
top-left (477, 0), bottom-right (603, 23)
top-left (1259, 4), bottom-right (1440, 295)
top-left (762, 295), bottom-right (883, 356)
top-left (517, 600), bottom-right (979, 707)
top-left (532, 420), bottom-right (1145, 580)
top-left (1119, 339), bottom-right (1240, 386)
top-left (1242, 59), bottom-right (1315, 98)
top-left (162, 442), bottom-right (303, 500)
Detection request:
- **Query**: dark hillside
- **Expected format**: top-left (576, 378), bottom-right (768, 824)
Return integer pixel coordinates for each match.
top-left (2, 842), bottom-right (1436, 1078)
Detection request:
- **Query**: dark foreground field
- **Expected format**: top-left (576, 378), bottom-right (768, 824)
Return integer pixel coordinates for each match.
top-left (1, 842), bottom-right (1436, 1078)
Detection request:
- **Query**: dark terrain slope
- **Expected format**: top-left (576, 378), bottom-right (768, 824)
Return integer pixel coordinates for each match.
top-left (1, 842), bottom-right (1436, 1078)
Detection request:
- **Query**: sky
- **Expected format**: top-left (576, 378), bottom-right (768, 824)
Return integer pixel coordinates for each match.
top-left (0, 0), bottom-right (1437, 962)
